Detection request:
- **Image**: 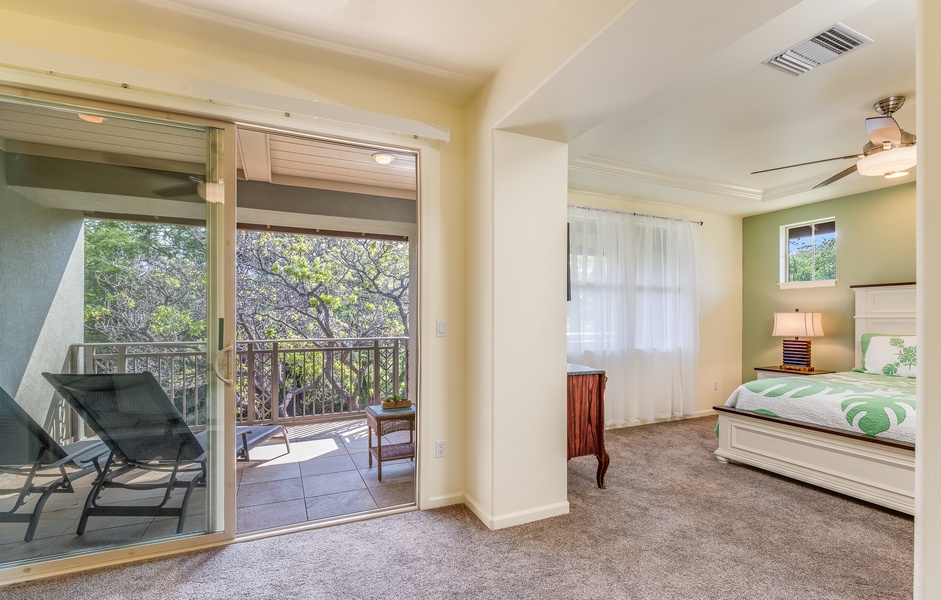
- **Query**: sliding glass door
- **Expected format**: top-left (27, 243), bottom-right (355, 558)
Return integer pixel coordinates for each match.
top-left (0, 95), bottom-right (228, 565)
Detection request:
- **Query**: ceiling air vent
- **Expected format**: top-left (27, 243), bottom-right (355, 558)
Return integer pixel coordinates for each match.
top-left (764, 23), bottom-right (872, 76)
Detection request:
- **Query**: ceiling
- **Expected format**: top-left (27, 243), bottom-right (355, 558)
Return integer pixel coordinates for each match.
top-left (0, 0), bottom-right (918, 217)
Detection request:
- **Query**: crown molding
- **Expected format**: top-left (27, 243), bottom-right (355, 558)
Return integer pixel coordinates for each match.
top-left (570, 155), bottom-right (766, 201)
top-left (569, 156), bottom-right (765, 201)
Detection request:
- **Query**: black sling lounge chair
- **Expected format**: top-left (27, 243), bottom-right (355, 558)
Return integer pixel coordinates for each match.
top-left (0, 386), bottom-right (108, 542)
top-left (42, 371), bottom-right (290, 535)
top-left (42, 372), bottom-right (209, 535)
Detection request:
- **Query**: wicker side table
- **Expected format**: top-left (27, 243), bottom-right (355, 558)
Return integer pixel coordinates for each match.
top-left (365, 405), bottom-right (416, 481)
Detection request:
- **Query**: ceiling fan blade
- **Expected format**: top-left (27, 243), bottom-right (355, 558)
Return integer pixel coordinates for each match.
top-left (866, 116), bottom-right (902, 147)
top-left (751, 154), bottom-right (858, 175)
top-left (813, 164), bottom-right (858, 189)
top-left (155, 184), bottom-right (198, 198)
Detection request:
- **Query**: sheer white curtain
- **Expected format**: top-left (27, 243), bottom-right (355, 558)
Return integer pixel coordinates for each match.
top-left (567, 206), bottom-right (700, 426)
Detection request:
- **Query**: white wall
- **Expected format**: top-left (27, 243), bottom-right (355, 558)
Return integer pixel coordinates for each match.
top-left (463, 125), bottom-right (571, 530)
top-left (915, 0), bottom-right (941, 595)
top-left (462, 0), bottom-right (633, 529)
top-left (491, 130), bottom-right (569, 525)
top-left (567, 191), bottom-right (744, 415)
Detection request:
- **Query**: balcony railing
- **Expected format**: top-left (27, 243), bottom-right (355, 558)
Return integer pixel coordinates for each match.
top-left (66, 337), bottom-right (408, 429)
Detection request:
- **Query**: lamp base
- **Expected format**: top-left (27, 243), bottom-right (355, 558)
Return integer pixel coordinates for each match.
top-left (781, 339), bottom-right (813, 370)
top-left (778, 364), bottom-right (815, 372)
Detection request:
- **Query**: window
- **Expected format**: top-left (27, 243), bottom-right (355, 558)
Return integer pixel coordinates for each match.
top-left (781, 218), bottom-right (836, 286)
top-left (566, 207), bottom-right (700, 425)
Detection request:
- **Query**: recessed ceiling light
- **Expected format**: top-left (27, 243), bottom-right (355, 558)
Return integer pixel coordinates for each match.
top-left (77, 113), bottom-right (105, 124)
top-left (372, 152), bottom-right (395, 165)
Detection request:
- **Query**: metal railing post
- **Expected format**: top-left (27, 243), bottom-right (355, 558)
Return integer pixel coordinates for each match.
top-left (392, 339), bottom-right (400, 395)
top-left (246, 342), bottom-right (256, 425)
top-left (373, 339), bottom-right (381, 405)
top-left (84, 345), bottom-right (95, 374)
top-left (117, 345), bottom-right (127, 373)
top-left (270, 342), bottom-right (280, 423)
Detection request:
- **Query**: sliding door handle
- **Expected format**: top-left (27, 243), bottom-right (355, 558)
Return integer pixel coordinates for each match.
top-left (213, 344), bottom-right (234, 386)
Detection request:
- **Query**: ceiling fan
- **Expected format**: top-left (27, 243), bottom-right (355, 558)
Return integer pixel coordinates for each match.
top-left (752, 96), bottom-right (917, 189)
top-left (154, 174), bottom-right (206, 200)
top-left (101, 153), bottom-right (207, 200)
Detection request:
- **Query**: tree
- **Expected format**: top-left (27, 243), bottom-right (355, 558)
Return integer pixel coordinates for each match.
top-left (234, 231), bottom-right (409, 418)
top-left (235, 231), bottom-right (408, 341)
top-left (788, 235), bottom-right (835, 282)
top-left (84, 219), bottom-right (207, 343)
top-left (83, 220), bottom-right (411, 421)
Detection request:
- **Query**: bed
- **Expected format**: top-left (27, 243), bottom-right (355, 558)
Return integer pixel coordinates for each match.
top-left (714, 283), bottom-right (916, 514)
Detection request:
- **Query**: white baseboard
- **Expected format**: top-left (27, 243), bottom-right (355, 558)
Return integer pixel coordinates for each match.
top-left (605, 409), bottom-right (715, 430)
top-left (463, 493), bottom-right (569, 530)
top-left (421, 492), bottom-right (465, 510)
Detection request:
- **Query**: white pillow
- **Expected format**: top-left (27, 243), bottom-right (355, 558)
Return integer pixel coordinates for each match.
top-left (859, 334), bottom-right (917, 378)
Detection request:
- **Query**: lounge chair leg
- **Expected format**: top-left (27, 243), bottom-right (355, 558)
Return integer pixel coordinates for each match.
top-left (22, 478), bottom-right (67, 542)
top-left (176, 472), bottom-right (205, 533)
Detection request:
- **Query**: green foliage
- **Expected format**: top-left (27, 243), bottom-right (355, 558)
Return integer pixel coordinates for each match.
top-left (235, 231), bottom-right (409, 341)
top-left (84, 219), bottom-right (207, 343)
top-left (788, 235), bottom-right (836, 282)
top-left (84, 221), bottom-right (410, 344)
top-left (84, 221), bottom-right (410, 417)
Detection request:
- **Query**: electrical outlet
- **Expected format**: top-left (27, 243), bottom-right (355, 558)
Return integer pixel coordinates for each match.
top-left (435, 440), bottom-right (446, 458)
top-left (713, 380), bottom-right (718, 391)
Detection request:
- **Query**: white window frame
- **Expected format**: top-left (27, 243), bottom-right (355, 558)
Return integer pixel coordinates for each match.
top-left (778, 217), bottom-right (838, 289)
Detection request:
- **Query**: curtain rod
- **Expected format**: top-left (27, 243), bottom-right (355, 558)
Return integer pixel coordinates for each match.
top-left (569, 205), bottom-right (703, 226)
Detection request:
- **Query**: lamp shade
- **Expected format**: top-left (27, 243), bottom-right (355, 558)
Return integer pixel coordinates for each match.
top-left (856, 146), bottom-right (916, 177)
top-left (772, 312), bottom-right (824, 337)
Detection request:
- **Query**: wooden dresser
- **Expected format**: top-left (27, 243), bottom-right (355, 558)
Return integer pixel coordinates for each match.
top-left (566, 363), bottom-right (610, 488)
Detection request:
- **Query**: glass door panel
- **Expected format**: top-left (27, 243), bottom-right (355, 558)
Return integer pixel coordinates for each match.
top-left (0, 95), bottom-right (225, 565)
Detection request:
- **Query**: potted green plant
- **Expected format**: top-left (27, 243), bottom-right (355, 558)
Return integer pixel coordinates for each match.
top-left (381, 394), bottom-right (411, 409)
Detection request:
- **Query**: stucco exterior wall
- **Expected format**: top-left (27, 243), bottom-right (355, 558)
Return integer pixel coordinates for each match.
top-left (0, 150), bottom-right (85, 434)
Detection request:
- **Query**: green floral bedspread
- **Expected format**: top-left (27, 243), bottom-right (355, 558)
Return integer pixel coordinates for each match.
top-left (723, 371), bottom-right (916, 443)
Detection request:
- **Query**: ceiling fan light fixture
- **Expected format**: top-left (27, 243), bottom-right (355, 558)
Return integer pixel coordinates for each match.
top-left (856, 146), bottom-right (916, 177)
top-left (372, 152), bottom-right (395, 165)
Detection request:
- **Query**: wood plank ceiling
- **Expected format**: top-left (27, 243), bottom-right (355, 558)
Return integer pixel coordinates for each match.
top-left (0, 100), bottom-right (417, 198)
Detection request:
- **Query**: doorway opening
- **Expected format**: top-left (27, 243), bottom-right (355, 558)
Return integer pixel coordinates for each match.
top-left (232, 127), bottom-right (419, 534)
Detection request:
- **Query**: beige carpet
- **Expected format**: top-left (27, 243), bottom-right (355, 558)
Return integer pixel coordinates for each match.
top-left (3, 416), bottom-right (914, 599)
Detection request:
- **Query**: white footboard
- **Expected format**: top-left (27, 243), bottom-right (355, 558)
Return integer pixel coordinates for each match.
top-left (715, 410), bottom-right (915, 515)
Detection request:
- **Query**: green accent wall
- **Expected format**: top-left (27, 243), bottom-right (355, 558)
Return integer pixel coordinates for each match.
top-left (742, 183), bottom-right (915, 381)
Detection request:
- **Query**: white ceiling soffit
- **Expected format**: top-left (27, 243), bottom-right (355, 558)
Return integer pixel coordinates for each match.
top-left (547, 0), bottom-right (913, 216)
top-left (0, 43), bottom-right (450, 143)
top-left (0, 0), bottom-right (557, 107)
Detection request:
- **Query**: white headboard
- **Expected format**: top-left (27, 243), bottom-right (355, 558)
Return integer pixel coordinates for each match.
top-left (853, 283), bottom-right (916, 368)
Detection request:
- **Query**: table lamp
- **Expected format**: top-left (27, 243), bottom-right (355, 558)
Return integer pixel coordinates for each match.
top-left (772, 310), bottom-right (824, 371)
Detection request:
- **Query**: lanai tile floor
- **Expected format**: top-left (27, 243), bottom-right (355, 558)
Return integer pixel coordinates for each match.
top-left (0, 419), bottom-right (416, 564)
top-left (236, 419), bottom-right (416, 532)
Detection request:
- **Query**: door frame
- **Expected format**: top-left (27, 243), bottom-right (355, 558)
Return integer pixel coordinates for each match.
top-left (0, 81), bottom-right (434, 585)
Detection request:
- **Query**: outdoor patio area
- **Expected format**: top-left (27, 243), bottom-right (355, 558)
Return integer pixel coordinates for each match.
top-left (0, 419), bottom-right (416, 565)
top-left (236, 419), bottom-right (416, 532)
